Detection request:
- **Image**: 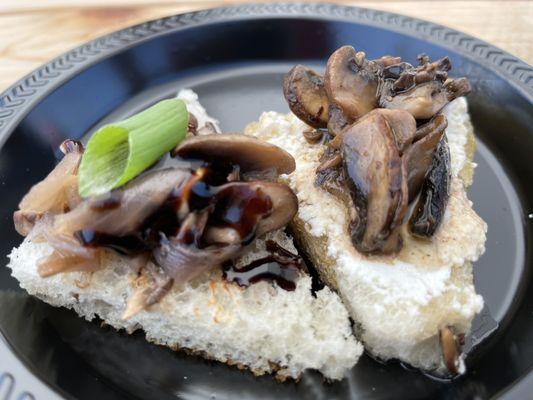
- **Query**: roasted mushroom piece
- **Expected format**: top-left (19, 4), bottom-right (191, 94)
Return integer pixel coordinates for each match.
top-left (327, 103), bottom-right (350, 137)
top-left (402, 114), bottom-right (448, 201)
top-left (341, 109), bottom-right (409, 254)
top-left (174, 134), bottom-right (296, 178)
top-left (379, 55), bottom-right (471, 119)
top-left (14, 139), bottom-right (84, 236)
top-left (283, 65), bottom-right (329, 128)
top-left (206, 181), bottom-right (298, 243)
top-left (409, 134), bottom-right (451, 237)
top-left (53, 168), bottom-right (192, 237)
top-left (377, 109), bottom-right (417, 154)
top-left (439, 326), bottom-right (466, 375)
top-left (324, 46), bottom-right (381, 121)
top-left (154, 180), bottom-right (297, 284)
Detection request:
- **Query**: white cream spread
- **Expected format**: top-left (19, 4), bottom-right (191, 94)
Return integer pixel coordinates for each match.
top-left (245, 99), bottom-right (486, 370)
top-left (177, 89), bottom-right (220, 131)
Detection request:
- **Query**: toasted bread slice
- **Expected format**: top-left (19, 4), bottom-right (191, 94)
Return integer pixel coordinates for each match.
top-left (8, 230), bottom-right (362, 380)
top-left (6, 90), bottom-right (362, 381)
top-left (246, 98), bottom-right (487, 373)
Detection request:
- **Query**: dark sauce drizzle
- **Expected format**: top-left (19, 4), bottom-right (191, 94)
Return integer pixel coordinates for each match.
top-left (223, 241), bottom-right (305, 291)
top-left (73, 161), bottom-right (302, 291)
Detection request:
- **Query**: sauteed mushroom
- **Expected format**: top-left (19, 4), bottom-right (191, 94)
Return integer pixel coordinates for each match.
top-left (324, 46), bottom-right (380, 121)
top-left (403, 115), bottom-right (448, 201)
top-left (378, 109), bottom-right (417, 154)
top-left (153, 181), bottom-right (297, 284)
top-left (409, 135), bottom-right (451, 237)
top-left (14, 139), bottom-right (84, 236)
top-left (327, 103), bottom-right (350, 137)
top-left (53, 168), bottom-right (192, 237)
top-left (283, 65), bottom-right (329, 128)
top-left (439, 326), bottom-right (465, 375)
top-left (341, 109), bottom-right (408, 254)
top-left (379, 55), bottom-right (471, 119)
top-left (174, 134), bottom-right (296, 177)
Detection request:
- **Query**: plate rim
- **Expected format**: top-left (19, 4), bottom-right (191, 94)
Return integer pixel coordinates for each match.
top-left (0, 2), bottom-right (532, 150)
top-left (0, 3), bottom-right (532, 399)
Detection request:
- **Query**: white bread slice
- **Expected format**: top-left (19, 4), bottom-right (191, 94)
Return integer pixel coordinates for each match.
top-left (6, 90), bottom-right (362, 381)
top-left (246, 98), bottom-right (487, 373)
top-left (8, 230), bottom-right (361, 380)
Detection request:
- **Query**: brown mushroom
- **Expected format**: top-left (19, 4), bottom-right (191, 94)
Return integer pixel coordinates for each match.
top-left (209, 181), bottom-right (298, 240)
top-left (378, 109), bottom-right (417, 154)
top-left (152, 180), bottom-right (297, 284)
top-left (53, 168), bottom-right (192, 237)
top-left (302, 128), bottom-right (324, 144)
top-left (439, 326), bottom-right (465, 375)
top-left (409, 134), bottom-right (451, 237)
top-left (373, 55), bottom-right (402, 68)
top-left (379, 55), bottom-right (470, 120)
top-left (341, 109), bottom-right (408, 254)
top-left (315, 148), bottom-right (356, 225)
top-left (283, 65), bottom-right (329, 128)
top-left (327, 103), bottom-right (351, 137)
top-left (324, 46), bottom-right (380, 121)
top-left (380, 80), bottom-right (449, 120)
top-left (14, 139), bottom-right (84, 236)
top-left (403, 115), bottom-right (448, 201)
top-left (173, 134), bottom-right (296, 177)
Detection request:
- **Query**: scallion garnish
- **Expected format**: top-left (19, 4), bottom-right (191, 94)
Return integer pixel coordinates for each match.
top-left (78, 99), bottom-right (188, 197)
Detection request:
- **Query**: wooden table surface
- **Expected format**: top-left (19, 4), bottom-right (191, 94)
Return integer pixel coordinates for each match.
top-left (0, 0), bottom-right (531, 92)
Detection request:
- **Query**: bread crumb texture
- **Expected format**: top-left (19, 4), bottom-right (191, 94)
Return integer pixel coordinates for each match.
top-left (246, 98), bottom-right (486, 371)
top-left (8, 229), bottom-right (362, 380)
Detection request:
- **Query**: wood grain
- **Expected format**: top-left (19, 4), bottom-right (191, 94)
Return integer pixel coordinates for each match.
top-left (0, 1), bottom-right (531, 91)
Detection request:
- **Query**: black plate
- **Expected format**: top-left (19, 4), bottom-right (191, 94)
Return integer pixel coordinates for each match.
top-left (0, 3), bottom-right (532, 399)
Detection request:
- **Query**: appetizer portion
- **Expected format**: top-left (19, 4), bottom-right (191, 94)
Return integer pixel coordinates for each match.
top-left (8, 90), bottom-right (362, 381)
top-left (248, 46), bottom-right (486, 375)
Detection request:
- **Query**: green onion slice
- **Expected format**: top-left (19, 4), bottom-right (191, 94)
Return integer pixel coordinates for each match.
top-left (78, 99), bottom-right (188, 197)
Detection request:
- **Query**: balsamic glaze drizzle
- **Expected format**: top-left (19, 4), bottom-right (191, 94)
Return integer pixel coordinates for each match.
top-left (223, 241), bottom-right (305, 291)
top-left (72, 162), bottom-right (301, 291)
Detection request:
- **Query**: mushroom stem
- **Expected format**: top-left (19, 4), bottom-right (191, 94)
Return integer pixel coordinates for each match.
top-left (439, 326), bottom-right (466, 375)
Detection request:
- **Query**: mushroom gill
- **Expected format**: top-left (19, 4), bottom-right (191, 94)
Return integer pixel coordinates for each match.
top-left (409, 134), bottom-right (451, 237)
top-left (379, 55), bottom-right (471, 119)
top-left (403, 114), bottom-right (448, 201)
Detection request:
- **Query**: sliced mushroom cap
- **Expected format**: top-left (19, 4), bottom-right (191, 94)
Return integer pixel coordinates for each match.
top-left (443, 77), bottom-right (472, 101)
top-left (174, 134), bottom-right (296, 177)
top-left (325, 46), bottom-right (379, 120)
top-left (380, 80), bottom-right (449, 120)
top-left (403, 115), bottom-right (447, 201)
top-left (283, 65), bottom-right (329, 128)
top-left (378, 109), bottom-right (417, 154)
top-left (409, 134), bottom-right (451, 237)
top-left (341, 109), bottom-right (408, 254)
top-left (439, 326), bottom-right (465, 375)
top-left (14, 140), bottom-right (84, 236)
top-left (327, 103), bottom-right (351, 137)
top-left (254, 182), bottom-right (298, 236)
top-left (373, 55), bottom-right (402, 68)
top-left (53, 168), bottom-right (192, 237)
top-left (210, 181), bottom-right (298, 240)
top-left (379, 55), bottom-right (471, 120)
